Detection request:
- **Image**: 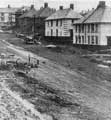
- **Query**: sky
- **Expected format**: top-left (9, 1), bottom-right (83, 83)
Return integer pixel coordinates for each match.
top-left (0, 0), bottom-right (111, 11)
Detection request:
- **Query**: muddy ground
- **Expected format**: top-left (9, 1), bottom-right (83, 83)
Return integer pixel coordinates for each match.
top-left (0, 33), bottom-right (111, 119)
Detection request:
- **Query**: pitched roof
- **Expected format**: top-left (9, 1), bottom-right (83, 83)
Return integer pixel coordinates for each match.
top-left (0, 7), bottom-right (18, 13)
top-left (46, 8), bottom-right (82, 20)
top-left (74, 2), bottom-right (111, 24)
top-left (20, 8), bottom-right (37, 18)
top-left (35, 7), bottom-right (56, 18)
top-left (74, 9), bottom-right (95, 24)
top-left (16, 6), bottom-right (30, 13)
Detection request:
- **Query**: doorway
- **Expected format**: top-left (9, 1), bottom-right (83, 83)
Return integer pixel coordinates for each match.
top-left (107, 36), bottom-right (111, 45)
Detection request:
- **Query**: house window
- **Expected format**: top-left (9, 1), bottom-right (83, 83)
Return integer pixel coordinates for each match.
top-left (95, 24), bottom-right (98, 32)
top-left (88, 36), bottom-right (90, 44)
top-left (56, 29), bottom-right (58, 36)
top-left (95, 36), bottom-right (98, 44)
top-left (79, 36), bottom-right (81, 44)
top-left (91, 36), bottom-right (94, 44)
top-left (9, 16), bottom-right (12, 21)
top-left (88, 24), bottom-right (90, 33)
top-left (72, 19), bottom-right (74, 23)
top-left (78, 25), bottom-right (81, 33)
top-left (1, 17), bottom-right (4, 21)
top-left (51, 21), bottom-right (53, 27)
top-left (82, 36), bottom-right (84, 44)
top-left (56, 20), bottom-right (58, 26)
top-left (1, 13), bottom-right (4, 16)
top-left (51, 29), bottom-right (53, 36)
top-left (91, 24), bottom-right (94, 33)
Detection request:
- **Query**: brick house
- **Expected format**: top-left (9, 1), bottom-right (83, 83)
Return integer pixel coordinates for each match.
top-left (45, 4), bottom-right (82, 43)
top-left (15, 6), bottom-right (30, 28)
top-left (34, 3), bottom-right (56, 37)
top-left (18, 3), bottom-right (55, 36)
top-left (19, 5), bottom-right (37, 34)
top-left (73, 1), bottom-right (111, 46)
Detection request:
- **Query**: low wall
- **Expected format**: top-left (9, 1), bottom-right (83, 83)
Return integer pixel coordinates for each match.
top-left (44, 36), bottom-right (73, 44)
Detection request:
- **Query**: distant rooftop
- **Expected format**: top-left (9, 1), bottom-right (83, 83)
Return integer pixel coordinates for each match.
top-left (0, 5), bottom-right (19, 13)
top-left (46, 4), bottom-right (82, 20)
top-left (20, 7), bottom-right (37, 18)
top-left (35, 3), bottom-right (56, 18)
top-left (19, 3), bottom-right (55, 19)
top-left (74, 1), bottom-right (111, 24)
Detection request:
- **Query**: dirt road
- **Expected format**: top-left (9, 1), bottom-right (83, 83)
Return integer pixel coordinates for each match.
top-left (1, 38), bottom-right (111, 119)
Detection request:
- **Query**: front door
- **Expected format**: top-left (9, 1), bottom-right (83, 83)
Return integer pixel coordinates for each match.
top-left (70, 29), bottom-right (73, 39)
top-left (107, 36), bottom-right (111, 45)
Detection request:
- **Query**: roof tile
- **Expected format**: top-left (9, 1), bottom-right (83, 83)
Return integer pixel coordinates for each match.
top-left (74, 4), bottom-right (111, 24)
top-left (46, 8), bottom-right (82, 20)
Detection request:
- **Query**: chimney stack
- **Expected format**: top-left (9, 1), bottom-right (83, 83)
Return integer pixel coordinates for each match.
top-left (44, 3), bottom-right (48, 8)
top-left (30, 4), bottom-right (34, 9)
top-left (70, 4), bottom-right (74, 9)
top-left (98, 1), bottom-right (105, 7)
top-left (59, 6), bottom-right (63, 10)
top-left (8, 5), bottom-right (11, 8)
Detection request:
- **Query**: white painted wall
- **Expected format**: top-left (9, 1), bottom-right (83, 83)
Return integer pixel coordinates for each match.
top-left (0, 12), bottom-right (15, 26)
top-left (73, 24), bottom-right (101, 45)
top-left (100, 23), bottom-right (111, 45)
top-left (45, 19), bottom-right (73, 37)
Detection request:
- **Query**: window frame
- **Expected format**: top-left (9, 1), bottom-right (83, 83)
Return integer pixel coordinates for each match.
top-left (88, 36), bottom-right (90, 44)
top-left (56, 20), bottom-right (58, 26)
top-left (88, 24), bottom-right (90, 33)
top-left (91, 36), bottom-right (94, 44)
top-left (51, 29), bottom-right (53, 36)
top-left (91, 24), bottom-right (94, 33)
top-left (95, 36), bottom-right (98, 45)
top-left (51, 20), bottom-right (53, 27)
top-left (56, 29), bottom-right (58, 36)
top-left (82, 36), bottom-right (84, 44)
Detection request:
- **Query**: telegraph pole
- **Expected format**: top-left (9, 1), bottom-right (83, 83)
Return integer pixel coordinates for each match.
top-left (33, 0), bottom-right (35, 37)
top-left (33, 14), bottom-right (36, 37)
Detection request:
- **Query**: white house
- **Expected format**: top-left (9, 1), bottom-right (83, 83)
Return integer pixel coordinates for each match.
top-left (45, 4), bottom-right (82, 43)
top-left (0, 5), bottom-right (18, 29)
top-left (73, 1), bottom-right (111, 46)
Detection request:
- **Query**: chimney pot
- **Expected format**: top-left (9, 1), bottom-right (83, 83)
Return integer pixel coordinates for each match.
top-left (59, 6), bottom-right (63, 10)
top-left (70, 4), bottom-right (74, 9)
top-left (44, 3), bottom-right (48, 8)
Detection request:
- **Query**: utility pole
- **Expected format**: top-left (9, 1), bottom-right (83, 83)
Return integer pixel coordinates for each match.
top-left (33, 14), bottom-right (36, 37)
top-left (33, 0), bottom-right (36, 37)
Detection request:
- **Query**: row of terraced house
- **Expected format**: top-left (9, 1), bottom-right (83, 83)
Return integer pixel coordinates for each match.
top-left (0, 1), bottom-right (111, 46)
top-left (45, 1), bottom-right (111, 46)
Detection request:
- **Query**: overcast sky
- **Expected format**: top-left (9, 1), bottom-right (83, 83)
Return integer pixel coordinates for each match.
top-left (0, 0), bottom-right (111, 11)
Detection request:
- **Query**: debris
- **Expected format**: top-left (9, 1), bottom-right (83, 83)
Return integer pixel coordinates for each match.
top-left (98, 64), bottom-right (109, 68)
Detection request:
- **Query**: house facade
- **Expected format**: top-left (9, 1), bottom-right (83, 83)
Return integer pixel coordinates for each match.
top-left (18, 3), bottom-right (55, 36)
top-left (19, 5), bottom-right (37, 34)
top-left (15, 6), bottom-right (30, 28)
top-left (73, 1), bottom-right (111, 46)
top-left (0, 5), bottom-right (18, 29)
top-left (45, 4), bottom-right (82, 43)
top-left (34, 3), bottom-right (56, 37)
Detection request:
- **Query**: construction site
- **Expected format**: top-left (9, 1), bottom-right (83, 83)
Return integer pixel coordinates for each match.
top-left (0, 32), bottom-right (110, 120)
